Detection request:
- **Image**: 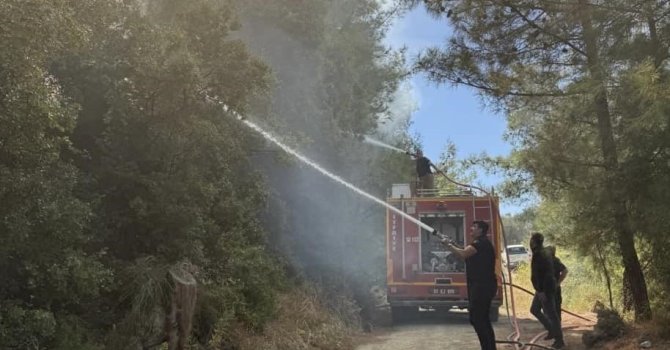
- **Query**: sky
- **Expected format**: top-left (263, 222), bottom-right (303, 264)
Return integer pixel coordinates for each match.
top-left (384, 6), bottom-right (524, 215)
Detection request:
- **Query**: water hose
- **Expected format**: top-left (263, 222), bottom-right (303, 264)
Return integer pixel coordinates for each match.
top-left (502, 283), bottom-right (596, 324)
top-left (428, 164), bottom-right (595, 349)
top-left (426, 162), bottom-right (523, 348)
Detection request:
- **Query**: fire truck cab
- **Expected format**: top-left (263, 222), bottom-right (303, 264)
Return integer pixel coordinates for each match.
top-left (386, 184), bottom-right (503, 322)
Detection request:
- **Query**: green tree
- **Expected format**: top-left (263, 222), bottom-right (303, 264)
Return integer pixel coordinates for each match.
top-left (45, 0), bottom-right (283, 346)
top-left (1, 0), bottom-right (417, 346)
top-left (500, 208), bottom-right (536, 245)
top-left (0, 1), bottom-right (113, 348)
top-left (407, 0), bottom-right (670, 321)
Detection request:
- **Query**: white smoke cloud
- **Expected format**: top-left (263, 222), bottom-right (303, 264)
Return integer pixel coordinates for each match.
top-left (376, 80), bottom-right (420, 140)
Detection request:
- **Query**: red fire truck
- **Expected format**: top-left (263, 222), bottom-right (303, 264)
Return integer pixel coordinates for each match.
top-left (386, 184), bottom-right (503, 322)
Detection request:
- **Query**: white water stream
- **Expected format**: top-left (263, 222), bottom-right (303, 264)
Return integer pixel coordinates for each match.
top-left (362, 136), bottom-right (407, 154)
top-left (237, 116), bottom-right (438, 235)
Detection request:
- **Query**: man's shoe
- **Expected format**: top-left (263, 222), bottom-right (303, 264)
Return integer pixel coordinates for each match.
top-left (551, 340), bottom-right (565, 349)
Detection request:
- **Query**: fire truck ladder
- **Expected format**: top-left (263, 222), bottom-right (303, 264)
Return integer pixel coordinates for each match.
top-left (471, 190), bottom-right (495, 228)
top-left (429, 166), bottom-right (495, 225)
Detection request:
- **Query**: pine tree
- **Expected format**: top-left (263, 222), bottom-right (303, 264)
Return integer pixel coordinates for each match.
top-left (407, 0), bottom-right (670, 321)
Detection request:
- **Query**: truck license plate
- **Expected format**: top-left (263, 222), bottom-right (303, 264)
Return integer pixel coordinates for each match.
top-left (429, 287), bottom-right (457, 295)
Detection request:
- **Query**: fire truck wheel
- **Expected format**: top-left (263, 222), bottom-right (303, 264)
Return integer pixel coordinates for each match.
top-left (489, 306), bottom-right (499, 322)
top-left (391, 306), bottom-right (416, 324)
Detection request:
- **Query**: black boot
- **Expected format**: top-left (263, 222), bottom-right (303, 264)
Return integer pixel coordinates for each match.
top-left (551, 340), bottom-right (565, 349)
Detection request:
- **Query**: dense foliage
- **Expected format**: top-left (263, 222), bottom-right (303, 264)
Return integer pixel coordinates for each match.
top-left (408, 0), bottom-right (670, 323)
top-left (1, 0), bottom-right (412, 348)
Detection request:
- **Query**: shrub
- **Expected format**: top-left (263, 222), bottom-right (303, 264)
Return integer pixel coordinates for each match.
top-left (582, 303), bottom-right (625, 348)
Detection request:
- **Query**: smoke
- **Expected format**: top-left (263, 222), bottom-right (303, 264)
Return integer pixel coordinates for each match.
top-left (238, 117), bottom-right (432, 232)
top-left (376, 80), bottom-right (419, 141)
top-left (232, 0), bottom-right (414, 292)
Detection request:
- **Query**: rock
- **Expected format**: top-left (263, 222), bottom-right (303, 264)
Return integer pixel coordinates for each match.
top-left (596, 308), bottom-right (625, 338)
top-left (581, 307), bottom-right (626, 348)
top-left (640, 340), bottom-right (652, 348)
top-left (582, 330), bottom-right (602, 347)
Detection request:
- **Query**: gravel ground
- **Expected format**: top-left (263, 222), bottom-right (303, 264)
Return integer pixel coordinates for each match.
top-left (356, 309), bottom-right (591, 350)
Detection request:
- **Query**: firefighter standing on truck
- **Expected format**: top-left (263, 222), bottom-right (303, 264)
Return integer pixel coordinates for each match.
top-left (444, 221), bottom-right (497, 350)
top-left (407, 149), bottom-right (434, 193)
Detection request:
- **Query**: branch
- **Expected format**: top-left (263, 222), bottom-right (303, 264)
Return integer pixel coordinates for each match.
top-left (547, 175), bottom-right (578, 189)
top-left (552, 156), bottom-right (606, 168)
top-left (504, 2), bottom-right (588, 57)
top-left (377, 1), bottom-right (412, 29)
top-left (540, 0), bottom-right (646, 15)
top-left (653, 6), bottom-right (670, 22)
top-left (442, 75), bottom-right (574, 98)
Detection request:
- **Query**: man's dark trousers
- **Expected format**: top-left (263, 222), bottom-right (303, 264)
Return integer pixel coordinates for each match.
top-left (556, 286), bottom-right (563, 323)
top-left (468, 283), bottom-right (497, 350)
top-left (530, 292), bottom-right (563, 342)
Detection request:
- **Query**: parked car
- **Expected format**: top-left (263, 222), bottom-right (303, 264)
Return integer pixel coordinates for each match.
top-left (502, 244), bottom-right (530, 269)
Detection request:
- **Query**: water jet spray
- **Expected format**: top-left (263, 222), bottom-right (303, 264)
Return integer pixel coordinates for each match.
top-left (362, 136), bottom-right (408, 154)
top-left (223, 105), bottom-right (451, 241)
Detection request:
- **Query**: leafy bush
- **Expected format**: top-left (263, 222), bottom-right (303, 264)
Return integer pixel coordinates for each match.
top-left (0, 303), bottom-right (56, 348)
top-left (232, 284), bottom-right (356, 350)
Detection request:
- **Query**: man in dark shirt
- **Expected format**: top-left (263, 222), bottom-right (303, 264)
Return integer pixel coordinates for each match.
top-left (547, 246), bottom-right (568, 323)
top-left (410, 149), bottom-right (434, 193)
top-left (530, 233), bottom-right (564, 349)
top-left (445, 221), bottom-right (497, 350)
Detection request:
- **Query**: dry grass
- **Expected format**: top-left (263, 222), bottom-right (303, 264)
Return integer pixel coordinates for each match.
top-left (502, 251), bottom-right (615, 317)
top-left (235, 286), bottom-right (357, 350)
top-left (500, 260), bottom-right (670, 349)
top-left (596, 322), bottom-right (670, 350)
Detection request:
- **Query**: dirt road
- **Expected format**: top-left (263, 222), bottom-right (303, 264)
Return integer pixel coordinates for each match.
top-left (356, 309), bottom-right (591, 350)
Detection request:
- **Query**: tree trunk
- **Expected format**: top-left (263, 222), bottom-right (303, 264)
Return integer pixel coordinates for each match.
top-left (166, 292), bottom-right (178, 350)
top-left (165, 266), bottom-right (198, 350)
top-left (596, 244), bottom-right (614, 310)
top-left (622, 272), bottom-right (633, 313)
top-left (617, 222), bottom-right (651, 320)
top-left (645, 2), bottom-right (666, 69)
top-left (578, 0), bottom-right (652, 321)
